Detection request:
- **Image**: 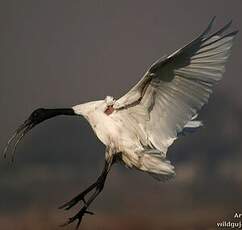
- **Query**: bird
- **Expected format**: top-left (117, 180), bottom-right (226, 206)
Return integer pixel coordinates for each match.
top-left (3, 17), bottom-right (238, 229)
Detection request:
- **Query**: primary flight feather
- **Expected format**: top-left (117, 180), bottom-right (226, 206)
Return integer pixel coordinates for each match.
top-left (3, 18), bottom-right (237, 229)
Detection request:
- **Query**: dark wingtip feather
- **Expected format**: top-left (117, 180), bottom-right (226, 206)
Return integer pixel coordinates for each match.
top-left (203, 16), bottom-right (216, 35)
top-left (231, 30), bottom-right (239, 36)
top-left (199, 16), bottom-right (215, 37)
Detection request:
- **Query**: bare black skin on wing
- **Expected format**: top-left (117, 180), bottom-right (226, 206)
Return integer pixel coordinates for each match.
top-left (3, 107), bottom-right (114, 229)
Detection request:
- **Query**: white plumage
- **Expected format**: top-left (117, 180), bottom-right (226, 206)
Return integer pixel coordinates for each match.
top-left (73, 18), bottom-right (237, 181)
top-left (3, 18), bottom-right (238, 228)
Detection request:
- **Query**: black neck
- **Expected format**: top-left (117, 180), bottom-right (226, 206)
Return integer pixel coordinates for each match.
top-left (49, 108), bottom-right (75, 116)
top-left (43, 108), bottom-right (75, 120)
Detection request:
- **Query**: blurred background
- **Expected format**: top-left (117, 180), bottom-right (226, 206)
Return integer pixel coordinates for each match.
top-left (0, 1), bottom-right (242, 229)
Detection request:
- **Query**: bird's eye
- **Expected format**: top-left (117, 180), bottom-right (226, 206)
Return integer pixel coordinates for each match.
top-left (30, 108), bottom-right (45, 120)
top-left (32, 111), bottom-right (39, 118)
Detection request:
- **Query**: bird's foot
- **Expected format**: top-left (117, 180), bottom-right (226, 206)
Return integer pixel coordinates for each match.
top-left (59, 177), bottom-right (106, 228)
top-left (59, 175), bottom-right (105, 211)
top-left (60, 206), bottom-right (94, 230)
top-left (59, 159), bottom-right (111, 229)
top-left (58, 192), bottom-right (87, 210)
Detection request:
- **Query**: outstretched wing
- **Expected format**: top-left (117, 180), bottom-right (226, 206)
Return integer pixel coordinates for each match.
top-left (113, 18), bottom-right (238, 155)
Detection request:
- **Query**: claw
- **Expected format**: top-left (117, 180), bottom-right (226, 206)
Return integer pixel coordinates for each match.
top-left (59, 159), bottom-right (111, 228)
top-left (82, 197), bottom-right (87, 205)
top-left (58, 199), bottom-right (77, 210)
top-left (58, 194), bottom-right (86, 210)
top-left (85, 210), bottom-right (94, 215)
top-left (60, 206), bottom-right (94, 229)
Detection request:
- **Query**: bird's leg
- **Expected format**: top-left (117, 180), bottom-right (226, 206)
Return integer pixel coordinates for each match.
top-left (60, 155), bottom-right (113, 229)
top-left (58, 179), bottom-right (99, 210)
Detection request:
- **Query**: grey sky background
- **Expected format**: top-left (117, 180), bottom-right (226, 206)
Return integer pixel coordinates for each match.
top-left (0, 1), bottom-right (242, 230)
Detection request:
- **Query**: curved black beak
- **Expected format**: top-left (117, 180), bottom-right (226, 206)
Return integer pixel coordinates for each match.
top-left (3, 119), bottom-right (35, 162)
top-left (3, 108), bottom-right (75, 162)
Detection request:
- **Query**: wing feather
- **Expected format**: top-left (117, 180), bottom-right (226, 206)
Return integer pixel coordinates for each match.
top-left (114, 18), bottom-right (237, 155)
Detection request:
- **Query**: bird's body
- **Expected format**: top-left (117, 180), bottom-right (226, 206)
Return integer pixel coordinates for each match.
top-left (73, 100), bottom-right (120, 148)
top-left (3, 17), bottom-right (238, 229)
top-left (73, 98), bottom-right (175, 179)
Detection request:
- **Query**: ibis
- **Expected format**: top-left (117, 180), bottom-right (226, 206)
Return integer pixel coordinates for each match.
top-left (3, 18), bottom-right (238, 229)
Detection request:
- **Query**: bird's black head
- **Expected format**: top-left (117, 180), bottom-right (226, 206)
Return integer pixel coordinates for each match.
top-left (3, 107), bottom-right (75, 162)
top-left (27, 108), bottom-right (59, 126)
